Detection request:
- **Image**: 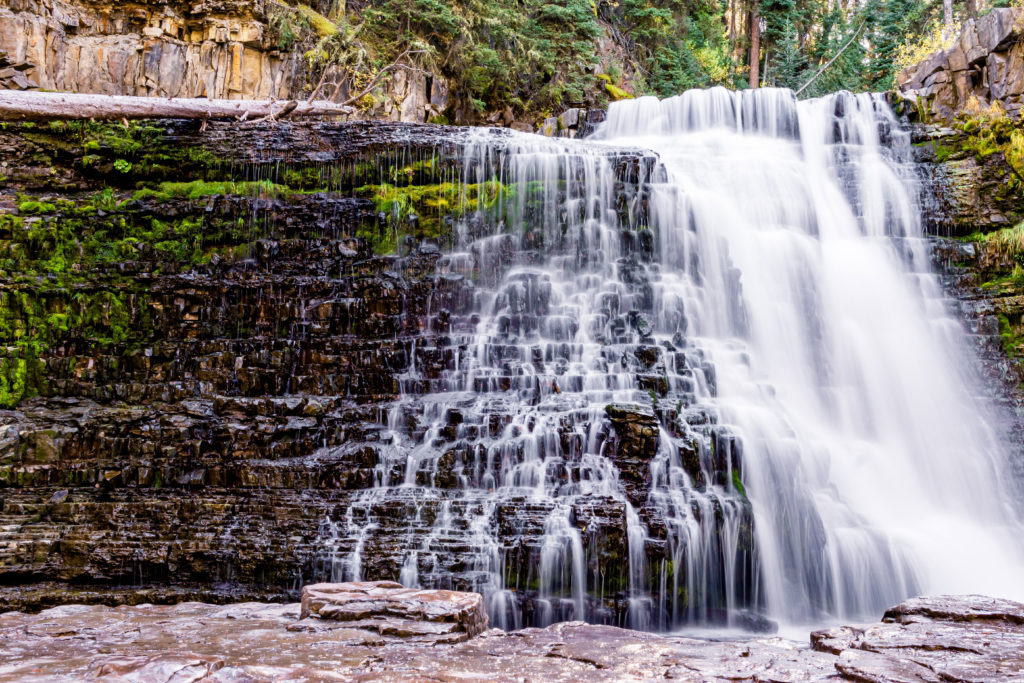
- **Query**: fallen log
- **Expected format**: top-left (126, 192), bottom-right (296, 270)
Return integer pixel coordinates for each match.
top-left (0, 90), bottom-right (356, 122)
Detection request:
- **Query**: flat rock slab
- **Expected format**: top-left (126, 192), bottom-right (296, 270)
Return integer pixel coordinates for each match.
top-left (0, 594), bottom-right (1022, 681)
top-left (299, 580), bottom-right (489, 642)
top-left (812, 594), bottom-right (1024, 682)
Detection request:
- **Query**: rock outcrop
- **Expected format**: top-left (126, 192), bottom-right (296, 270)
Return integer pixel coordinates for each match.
top-left (911, 123), bottom-right (1024, 234)
top-left (915, 130), bottom-right (1024, 483)
top-left (0, 0), bottom-right (458, 123)
top-left (0, 0), bottom-right (300, 100)
top-left (295, 580), bottom-right (488, 642)
top-left (0, 49), bottom-right (36, 90)
top-left (0, 594), bottom-right (1021, 681)
top-left (897, 8), bottom-right (1024, 121)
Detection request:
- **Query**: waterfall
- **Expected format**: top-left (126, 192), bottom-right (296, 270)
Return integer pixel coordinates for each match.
top-left (316, 87), bottom-right (1024, 631)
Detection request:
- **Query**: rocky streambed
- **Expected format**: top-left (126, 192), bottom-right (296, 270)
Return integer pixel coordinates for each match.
top-left (0, 584), bottom-right (1021, 682)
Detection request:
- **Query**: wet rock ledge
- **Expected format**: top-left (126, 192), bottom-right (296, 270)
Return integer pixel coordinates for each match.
top-left (0, 587), bottom-right (1020, 682)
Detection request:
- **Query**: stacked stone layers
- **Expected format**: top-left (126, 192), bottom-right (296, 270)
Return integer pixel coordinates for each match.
top-left (0, 120), bottom-right (754, 629)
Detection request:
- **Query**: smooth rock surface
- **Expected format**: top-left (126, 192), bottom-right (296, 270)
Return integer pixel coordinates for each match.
top-left (0, 595), bottom-right (1021, 681)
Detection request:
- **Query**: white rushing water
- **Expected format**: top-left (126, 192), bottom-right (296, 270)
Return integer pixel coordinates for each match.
top-left (593, 87), bottom-right (1024, 624)
top-left (319, 87), bottom-right (1024, 632)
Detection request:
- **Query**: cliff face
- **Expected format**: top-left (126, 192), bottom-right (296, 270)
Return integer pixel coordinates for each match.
top-left (0, 119), bottom-right (760, 628)
top-left (0, 120), bottom-right (469, 601)
top-left (897, 8), bottom-right (1024, 122)
top-left (894, 10), bottom-right (1024, 419)
top-left (0, 0), bottom-right (301, 99)
top-left (912, 123), bottom-right (1024, 476)
top-left (0, 0), bottom-right (461, 124)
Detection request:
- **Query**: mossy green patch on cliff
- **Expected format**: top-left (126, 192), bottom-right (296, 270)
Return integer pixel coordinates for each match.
top-left (18, 120), bottom-right (223, 185)
top-left (0, 188), bottom-right (264, 407)
top-left (998, 313), bottom-right (1024, 357)
top-left (972, 224), bottom-right (1024, 291)
top-left (948, 103), bottom-right (1024, 188)
top-left (983, 223), bottom-right (1024, 261)
top-left (133, 180), bottom-right (292, 202)
top-left (731, 469), bottom-right (747, 499)
top-left (355, 180), bottom-right (508, 253)
top-left (17, 201), bottom-right (57, 215)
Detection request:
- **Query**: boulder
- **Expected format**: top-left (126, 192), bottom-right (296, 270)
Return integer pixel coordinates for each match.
top-left (297, 581), bottom-right (489, 643)
top-left (811, 595), bottom-right (1024, 681)
top-left (977, 8), bottom-right (1019, 52)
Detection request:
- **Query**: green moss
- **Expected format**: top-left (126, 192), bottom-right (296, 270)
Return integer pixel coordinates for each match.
top-left (0, 188), bottom-right (263, 407)
top-left (604, 82), bottom-right (634, 101)
top-left (957, 230), bottom-right (986, 243)
top-left (134, 180), bottom-right (291, 202)
top-left (280, 166), bottom-right (329, 191)
top-left (998, 313), bottom-right (1024, 357)
top-left (731, 469), bottom-right (747, 499)
top-left (296, 4), bottom-right (337, 37)
top-left (22, 120), bottom-right (224, 184)
top-left (355, 180), bottom-right (508, 253)
top-left (17, 201), bottom-right (56, 215)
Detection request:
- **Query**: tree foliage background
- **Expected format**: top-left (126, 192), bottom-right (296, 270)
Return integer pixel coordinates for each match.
top-left (269, 0), bottom-right (1003, 120)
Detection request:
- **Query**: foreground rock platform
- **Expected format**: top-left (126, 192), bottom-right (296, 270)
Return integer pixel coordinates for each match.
top-left (0, 591), bottom-right (1021, 681)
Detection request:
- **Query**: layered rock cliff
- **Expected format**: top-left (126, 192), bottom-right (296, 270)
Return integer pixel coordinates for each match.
top-left (0, 0), bottom-right (619, 127)
top-left (894, 10), bottom-right (1024, 419)
top-left (0, 118), bottom-right (759, 629)
top-left (0, 0), bottom-right (462, 123)
top-left (0, 0), bottom-right (301, 99)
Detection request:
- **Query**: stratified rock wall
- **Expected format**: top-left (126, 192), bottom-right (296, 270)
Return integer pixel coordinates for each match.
top-left (0, 0), bottom-right (300, 99)
top-left (0, 119), bottom-right (755, 631)
top-left (0, 120), bottom-right (478, 600)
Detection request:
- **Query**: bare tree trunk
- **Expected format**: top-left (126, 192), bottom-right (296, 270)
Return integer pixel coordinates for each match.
top-left (728, 0), bottom-right (736, 78)
top-left (0, 91), bottom-right (354, 122)
top-left (965, 0), bottom-right (977, 20)
top-left (943, 0), bottom-right (954, 27)
top-left (748, 0), bottom-right (761, 88)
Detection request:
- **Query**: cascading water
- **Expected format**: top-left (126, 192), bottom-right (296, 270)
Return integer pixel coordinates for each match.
top-left (315, 87), bottom-right (1024, 632)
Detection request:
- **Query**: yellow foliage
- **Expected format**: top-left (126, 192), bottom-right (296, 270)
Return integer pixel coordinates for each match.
top-left (297, 4), bottom-right (337, 38)
top-left (893, 21), bottom-right (961, 77)
top-left (963, 95), bottom-right (1008, 123)
top-left (690, 42), bottom-right (731, 85)
top-left (605, 82), bottom-right (633, 100)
